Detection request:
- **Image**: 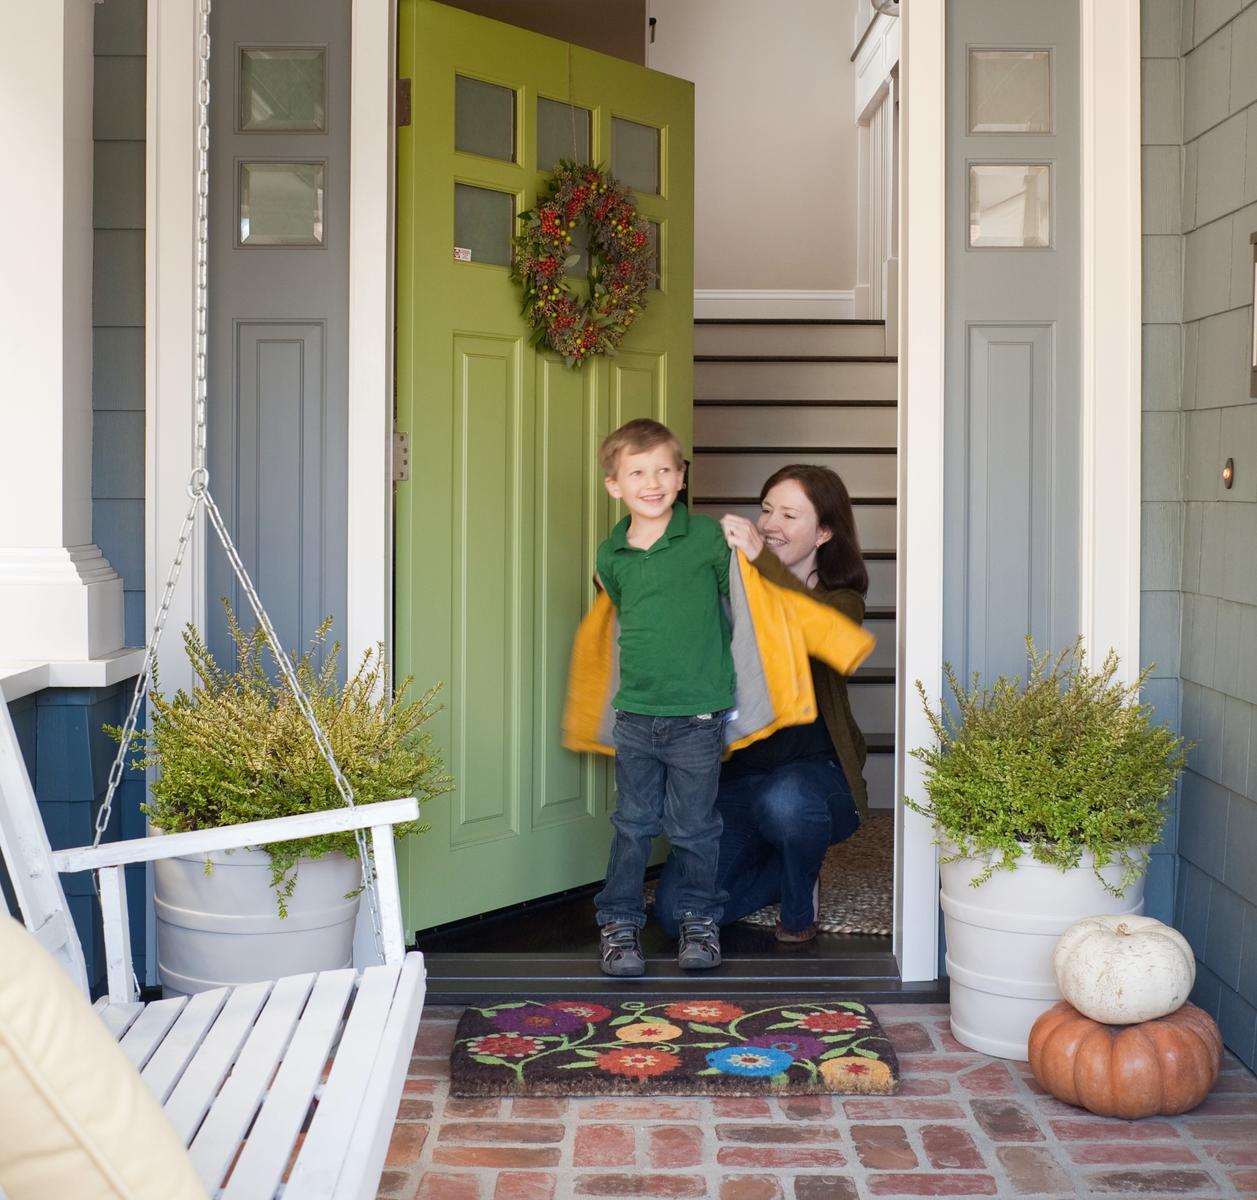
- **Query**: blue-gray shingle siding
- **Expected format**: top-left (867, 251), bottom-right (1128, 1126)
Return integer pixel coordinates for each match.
top-left (1142, 0), bottom-right (1257, 1072)
top-left (93, 0), bottom-right (146, 646)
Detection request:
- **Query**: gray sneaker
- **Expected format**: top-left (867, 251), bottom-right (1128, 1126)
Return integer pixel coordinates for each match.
top-left (677, 915), bottom-right (722, 970)
top-left (600, 921), bottom-right (646, 977)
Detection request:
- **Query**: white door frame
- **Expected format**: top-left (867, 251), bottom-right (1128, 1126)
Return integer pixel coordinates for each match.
top-left (147, 0), bottom-right (1139, 986)
top-left (145, 0), bottom-right (394, 698)
top-left (894, 0), bottom-right (1141, 983)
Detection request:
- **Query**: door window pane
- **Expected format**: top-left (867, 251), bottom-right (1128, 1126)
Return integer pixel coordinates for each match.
top-left (537, 98), bottom-right (591, 170)
top-left (239, 162), bottom-right (325, 246)
top-left (565, 219), bottom-right (591, 278)
top-left (647, 221), bottom-right (661, 288)
top-left (612, 117), bottom-right (660, 194)
top-left (968, 163), bottom-right (1050, 248)
top-left (456, 75), bottom-right (516, 162)
top-left (454, 183), bottom-right (515, 266)
top-left (969, 49), bottom-right (1051, 134)
top-left (240, 47), bottom-right (326, 132)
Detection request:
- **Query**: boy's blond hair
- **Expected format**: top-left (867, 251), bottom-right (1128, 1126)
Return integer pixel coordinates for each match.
top-left (599, 418), bottom-right (686, 478)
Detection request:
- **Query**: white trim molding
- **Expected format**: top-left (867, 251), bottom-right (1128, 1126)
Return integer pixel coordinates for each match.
top-left (0, 0), bottom-right (125, 663)
top-left (693, 290), bottom-right (856, 321)
top-left (1079, 0), bottom-right (1141, 677)
top-left (0, 650), bottom-right (147, 705)
top-left (146, 0), bottom-right (205, 697)
top-left (895, 0), bottom-right (944, 984)
top-left (148, 0), bottom-right (396, 689)
top-left (346, 0), bottom-right (396, 674)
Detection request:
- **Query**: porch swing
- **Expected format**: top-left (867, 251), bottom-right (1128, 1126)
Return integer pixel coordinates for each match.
top-left (0, 2), bottom-right (425, 1195)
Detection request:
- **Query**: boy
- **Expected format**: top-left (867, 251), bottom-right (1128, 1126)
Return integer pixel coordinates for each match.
top-left (593, 418), bottom-right (734, 977)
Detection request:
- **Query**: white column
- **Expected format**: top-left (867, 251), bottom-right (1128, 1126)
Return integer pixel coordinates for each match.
top-left (346, 0), bottom-right (395, 679)
top-left (896, 0), bottom-right (945, 984)
top-left (1079, 0), bottom-right (1142, 678)
top-left (0, 0), bottom-right (124, 662)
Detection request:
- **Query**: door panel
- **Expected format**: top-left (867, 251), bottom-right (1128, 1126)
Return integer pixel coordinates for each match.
top-left (396, 0), bottom-right (694, 930)
top-left (944, 2), bottom-right (1081, 686)
top-left (207, 0), bottom-right (350, 670)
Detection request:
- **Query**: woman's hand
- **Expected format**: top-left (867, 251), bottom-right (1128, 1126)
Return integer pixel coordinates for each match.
top-left (720, 513), bottom-right (765, 560)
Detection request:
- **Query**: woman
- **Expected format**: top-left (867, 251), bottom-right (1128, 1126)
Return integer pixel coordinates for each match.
top-left (654, 464), bottom-right (869, 942)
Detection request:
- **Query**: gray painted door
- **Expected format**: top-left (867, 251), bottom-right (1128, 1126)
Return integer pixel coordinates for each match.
top-left (944, 3), bottom-right (1080, 685)
top-left (207, 0), bottom-right (350, 670)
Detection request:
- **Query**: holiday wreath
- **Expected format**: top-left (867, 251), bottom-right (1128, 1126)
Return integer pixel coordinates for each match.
top-left (512, 160), bottom-right (654, 367)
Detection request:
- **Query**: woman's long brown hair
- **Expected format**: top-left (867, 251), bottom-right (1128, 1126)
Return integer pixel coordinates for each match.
top-left (759, 464), bottom-right (868, 595)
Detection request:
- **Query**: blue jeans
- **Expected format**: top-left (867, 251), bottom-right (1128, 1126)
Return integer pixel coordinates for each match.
top-left (654, 757), bottom-right (859, 936)
top-left (594, 710), bottom-right (728, 929)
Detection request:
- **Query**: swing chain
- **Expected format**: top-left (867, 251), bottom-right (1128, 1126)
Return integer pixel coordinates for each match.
top-left (92, 0), bottom-right (384, 959)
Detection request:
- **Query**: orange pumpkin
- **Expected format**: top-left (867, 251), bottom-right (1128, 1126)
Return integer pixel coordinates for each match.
top-left (1028, 1001), bottom-right (1222, 1119)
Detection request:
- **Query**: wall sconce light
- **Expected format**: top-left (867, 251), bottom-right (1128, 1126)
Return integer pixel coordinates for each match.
top-left (1223, 458), bottom-right (1235, 489)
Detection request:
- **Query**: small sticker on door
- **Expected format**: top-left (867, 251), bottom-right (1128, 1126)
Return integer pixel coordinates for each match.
top-left (453, 246), bottom-right (472, 262)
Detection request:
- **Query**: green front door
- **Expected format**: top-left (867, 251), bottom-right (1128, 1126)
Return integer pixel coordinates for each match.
top-left (395, 0), bottom-right (695, 931)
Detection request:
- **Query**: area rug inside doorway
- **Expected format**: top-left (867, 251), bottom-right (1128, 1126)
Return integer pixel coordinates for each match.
top-left (644, 810), bottom-right (894, 936)
top-left (743, 811), bottom-right (894, 936)
top-left (449, 999), bottom-right (899, 1096)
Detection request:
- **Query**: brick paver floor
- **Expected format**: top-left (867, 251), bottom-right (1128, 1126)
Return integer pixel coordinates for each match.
top-left (377, 1003), bottom-right (1257, 1199)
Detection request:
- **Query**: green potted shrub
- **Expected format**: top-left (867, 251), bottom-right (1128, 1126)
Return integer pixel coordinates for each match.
top-left (907, 638), bottom-right (1187, 1061)
top-left (121, 605), bottom-right (451, 996)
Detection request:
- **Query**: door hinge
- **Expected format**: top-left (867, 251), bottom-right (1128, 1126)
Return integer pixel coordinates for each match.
top-left (396, 78), bottom-right (412, 127)
top-left (392, 431), bottom-right (410, 482)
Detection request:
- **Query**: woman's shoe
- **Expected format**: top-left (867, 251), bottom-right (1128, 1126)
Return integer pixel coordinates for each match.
top-left (775, 921), bottom-right (818, 943)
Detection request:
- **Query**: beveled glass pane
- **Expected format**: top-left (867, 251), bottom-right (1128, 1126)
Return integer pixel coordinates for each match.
top-left (564, 220), bottom-right (591, 278)
top-left (968, 163), bottom-right (1050, 248)
top-left (240, 48), bottom-right (326, 132)
top-left (612, 117), bottom-right (660, 194)
top-left (454, 183), bottom-right (514, 266)
top-left (239, 162), bottom-right (325, 246)
top-left (538, 98), bottom-right (591, 171)
top-left (647, 221), bottom-right (661, 289)
top-left (456, 75), bottom-right (516, 162)
top-left (969, 49), bottom-right (1051, 134)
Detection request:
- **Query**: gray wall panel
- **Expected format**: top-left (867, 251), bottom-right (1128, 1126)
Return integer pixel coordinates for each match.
top-left (945, 2), bottom-right (1081, 692)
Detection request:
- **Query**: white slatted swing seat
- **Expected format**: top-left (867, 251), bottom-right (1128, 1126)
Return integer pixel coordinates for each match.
top-left (0, 699), bottom-right (427, 1199)
top-left (0, 1), bottom-right (426, 1192)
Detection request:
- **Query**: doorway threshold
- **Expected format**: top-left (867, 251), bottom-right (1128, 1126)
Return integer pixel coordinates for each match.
top-left (413, 881), bottom-right (946, 1006)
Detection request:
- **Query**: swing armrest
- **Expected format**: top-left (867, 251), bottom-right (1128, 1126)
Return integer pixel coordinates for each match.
top-left (49, 796), bottom-right (420, 874)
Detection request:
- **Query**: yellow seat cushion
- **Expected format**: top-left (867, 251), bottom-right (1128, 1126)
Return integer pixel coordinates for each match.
top-left (0, 914), bottom-right (206, 1200)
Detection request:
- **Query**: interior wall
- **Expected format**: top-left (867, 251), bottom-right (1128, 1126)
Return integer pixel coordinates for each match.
top-left (437, 0), bottom-right (647, 65)
top-left (646, 0), bottom-right (860, 292)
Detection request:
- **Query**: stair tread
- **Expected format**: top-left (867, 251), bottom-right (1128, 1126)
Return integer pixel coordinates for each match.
top-left (851, 669), bottom-right (895, 684)
top-left (693, 445), bottom-right (895, 457)
top-left (694, 398), bottom-right (898, 408)
top-left (695, 318), bottom-right (887, 326)
top-left (696, 354), bottom-right (897, 364)
top-left (692, 495), bottom-right (897, 506)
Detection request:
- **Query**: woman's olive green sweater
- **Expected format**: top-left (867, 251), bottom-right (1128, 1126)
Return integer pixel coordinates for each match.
top-left (748, 546), bottom-right (869, 820)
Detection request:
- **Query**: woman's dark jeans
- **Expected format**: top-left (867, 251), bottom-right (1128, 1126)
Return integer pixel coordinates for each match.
top-left (594, 710), bottom-right (728, 930)
top-left (654, 756), bottom-right (859, 936)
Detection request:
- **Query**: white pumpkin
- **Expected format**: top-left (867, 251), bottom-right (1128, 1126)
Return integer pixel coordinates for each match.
top-left (1053, 914), bottom-right (1196, 1024)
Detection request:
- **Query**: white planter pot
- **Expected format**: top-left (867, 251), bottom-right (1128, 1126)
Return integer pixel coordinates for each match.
top-left (940, 845), bottom-right (1145, 1061)
top-left (154, 843), bottom-right (361, 997)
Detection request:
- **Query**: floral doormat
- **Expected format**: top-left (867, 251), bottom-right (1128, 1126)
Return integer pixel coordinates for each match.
top-left (449, 999), bottom-right (899, 1097)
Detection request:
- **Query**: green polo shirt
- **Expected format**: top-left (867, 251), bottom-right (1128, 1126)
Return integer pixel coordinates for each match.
top-left (595, 505), bottom-right (734, 716)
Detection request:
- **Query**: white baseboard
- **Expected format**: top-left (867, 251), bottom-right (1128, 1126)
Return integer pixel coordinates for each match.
top-left (693, 289), bottom-right (857, 320)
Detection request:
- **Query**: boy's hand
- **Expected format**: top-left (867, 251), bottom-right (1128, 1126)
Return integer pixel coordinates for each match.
top-left (720, 514), bottom-right (765, 560)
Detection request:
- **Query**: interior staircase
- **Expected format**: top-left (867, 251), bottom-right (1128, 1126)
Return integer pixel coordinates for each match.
top-left (689, 317), bottom-right (898, 809)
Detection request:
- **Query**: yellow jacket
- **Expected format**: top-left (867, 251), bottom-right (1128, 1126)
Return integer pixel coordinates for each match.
top-left (562, 550), bottom-right (876, 756)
